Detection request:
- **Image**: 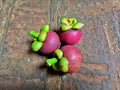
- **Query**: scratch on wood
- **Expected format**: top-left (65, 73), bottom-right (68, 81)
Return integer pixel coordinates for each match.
top-left (103, 21), bottom-right (120, 54)
top-left (0, 0), bottom-right (14, 58)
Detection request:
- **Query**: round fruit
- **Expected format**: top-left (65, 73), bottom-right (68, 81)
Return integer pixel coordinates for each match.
top-left (29, 25), bottom-right (61, 54)
top-left (59, 29), bottom-right (82, 44)
top-left (59, 17), bottom-right (84, 45)
top-left (40, 31), bottom-right (60, 54)
top-left (46, 45), bottom-right (82, 73)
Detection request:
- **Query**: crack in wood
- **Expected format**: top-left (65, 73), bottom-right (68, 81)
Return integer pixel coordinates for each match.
top-left (0, 0), bottom-right (15, 58)
top-left (50, 0), bottom-right (68, 29)
top-left (86, 1), bottom-right (120, 16)
top-left (103, 20), bottom-right (120, 54)
top-left (112, 18), bottom-right (120, 37)
top-left (0, 0), bottom-right (2, 12)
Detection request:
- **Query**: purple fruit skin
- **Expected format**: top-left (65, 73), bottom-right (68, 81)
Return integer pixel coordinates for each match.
top-left (59, 29), bottom-right (82, 45)
top-left (61, 45), bottom-right (82, 73)
top-left (40, 31), bottom-right (61, 54)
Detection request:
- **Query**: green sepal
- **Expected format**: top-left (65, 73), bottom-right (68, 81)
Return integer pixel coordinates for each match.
top-left (72, 22), bottom-right (84, 29)
top-left (33, 38), bottom-right (37, 41)
top-left (60, 17), bottom-right (69, 25)
top-left (40, 25), bottom-right (49, 32)
top-left (38, 31), bottom-right (47, 42)
top-left (69, 18), bottom-right (77, 25)
top-left (46, 58), bottom-right (58, 67)
top-left (29, 30), bottom-right (39, 38)
top-left (59, 57), bottom-right (68, 73)
top-left (52, 64), bottom-right (60, 71)
top-left (31, 41), bottom-right (43, 52)
top-left (61, 24), bottom-right (72, 31)
top-left (54, 49), bottom-right (63, 59)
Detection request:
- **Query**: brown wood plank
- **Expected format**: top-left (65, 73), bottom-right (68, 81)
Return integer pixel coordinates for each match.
top-left (0, 0), bottom-right (120, 90)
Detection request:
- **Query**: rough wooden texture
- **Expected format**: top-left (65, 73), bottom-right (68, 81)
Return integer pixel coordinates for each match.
top-left (0, 0), bottom-right (120, 90)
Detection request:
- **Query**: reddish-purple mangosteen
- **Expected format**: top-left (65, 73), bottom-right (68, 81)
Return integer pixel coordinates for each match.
top-left (59, 17), bottom-right (84, 45)
top-left (46, 45), bottom-right (82, 73)
top-left (29, 25), bottom-right (61, 54)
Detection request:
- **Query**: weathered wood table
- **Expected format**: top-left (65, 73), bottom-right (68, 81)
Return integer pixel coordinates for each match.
top-left (0, 0), bottom-right (120, 90)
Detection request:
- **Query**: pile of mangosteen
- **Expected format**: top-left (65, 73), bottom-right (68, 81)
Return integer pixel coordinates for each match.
top-left (29, 17), bottom-right (84, 73)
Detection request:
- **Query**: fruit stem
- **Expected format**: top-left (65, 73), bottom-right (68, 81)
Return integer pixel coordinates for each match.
top-left (29, 30), bottom-right (39, 38)
top-left (46, 58), bottom-right (58, 67)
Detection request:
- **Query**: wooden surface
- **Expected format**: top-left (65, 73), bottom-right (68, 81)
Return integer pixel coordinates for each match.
top-left (0, 0), bottom-right (120, 90)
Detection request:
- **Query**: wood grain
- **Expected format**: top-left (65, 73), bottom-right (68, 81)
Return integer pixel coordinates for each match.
top-left (0, 0), bottom-right (120, 90)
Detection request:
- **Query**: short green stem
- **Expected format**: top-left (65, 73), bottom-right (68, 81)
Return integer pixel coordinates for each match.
top-left (46, 58), bottom-right (58, 67)
top-left (29, 30), bottom-right (39, 38)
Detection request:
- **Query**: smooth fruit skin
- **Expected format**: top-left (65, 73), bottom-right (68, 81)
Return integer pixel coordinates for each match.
top-left (59, 29), bottom-right (82, 45)
top-left (61, 45), bottom-right (82, 73)
top-left (40, 31), bottom-right (61, 54)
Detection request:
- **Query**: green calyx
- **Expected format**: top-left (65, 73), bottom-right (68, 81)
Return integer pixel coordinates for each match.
top-left (46, 58), bottom-right (58, 67)
top-left (40, 25), bottom-right (49, 32)
top-left (38, 31), bottom-right (47, 42)
top-left (54, 49), bottom-right (63, 59)
top-left (52, 64), bottom-right (60, 71)
top-left (46, 57), bottom-right (60, 71)
top-left (45, 49), bottom-right (69, 73)
top-left (60, 17), bottom-right (70, 25)
top-left (61, 24), bottom-right (72, 31)
top-left (72, 22), bottom-right (84, 29)
top-left (38, 25), bottom-right (49, 42)
top-left (29, 25), bottom-right (49, 41)
top-left (60, 17), bottom-right (84, 31)
top-left (69, 18), bottom-right (77, 25)
top-left (29, 30), bottom-right (39, 38)
top-left (59, 57), bottom-right (68, 72)
top-left (29, 25), bottom-right (49, 52)
top-left (31, 41), bottom-right (43, 51)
